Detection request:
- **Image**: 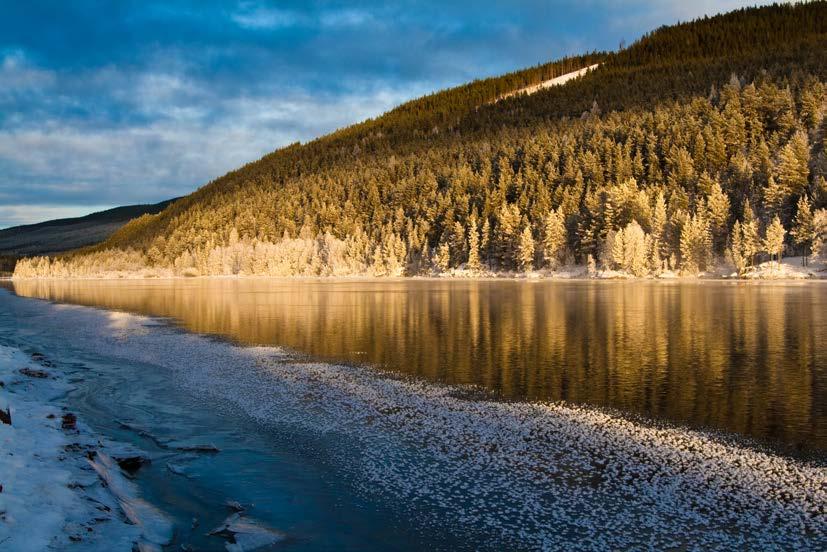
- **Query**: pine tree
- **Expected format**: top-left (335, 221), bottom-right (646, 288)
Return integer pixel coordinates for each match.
top-left (812, 209), bottom-right (827, 259)
top-left (651, 191), bottom-right (668, 263)
top-left (541, 208), bottom-right (566, 269)
top-left (705, 181), bottom-right (730, 255)
top-left (679, 214), bottom-right (712, 274)
top-left (451, 221), bottom-right (467, 266)
top-left (467, 217), bottom-right (482, 271)
top-left (763, 176), bottom-right (789, 220)
top-left (763, 216), bottom-right (786, 267)
top-left (621, 221), bottom-right (649, 276)
top-left (518, 226), bottom-right (535, 272)
top-left (609, 229), bottom-right (625, 270)
top-left (480, 218), bottom-right (491, 268)
top-left (435, 242), bottom-right (451, 273)
top-left (791, 196), bottom-right (814, 265)
top-left (729, 221), bottom-right (749, 276)
top-left (776, 131), bottom-right (810, 195)
top-left (496, 203), bottom-right (522, 269)
top-left (741, 200), bottom-right (760, 267)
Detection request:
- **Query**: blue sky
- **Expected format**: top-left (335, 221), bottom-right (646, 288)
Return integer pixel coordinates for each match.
top-left (0, 1), bottom-right (771, 228)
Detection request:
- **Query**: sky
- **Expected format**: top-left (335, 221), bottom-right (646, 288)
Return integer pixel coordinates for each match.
top-left (0, 0), bottom-right (773, 228)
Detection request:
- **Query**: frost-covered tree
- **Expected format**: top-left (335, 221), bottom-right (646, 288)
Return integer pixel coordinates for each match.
top-left (705, 181), bottom-right (730, 255)
top-left (680, 214), bottom-right (712, 274)
top-left (541, 208), bottom-right (566, 269)
top-left (607, 221), bottom-right (649, 276)
top-left (467, 217), bottom-right (482, 271)
top-left (518, 226), bottom-right (535, 272)
top-left (790, 196), bottom-right (814, 265)
top-left (480, 218), bottom-right (491, 269)
top-left (740, 201), bottom-right (760, 267)
top-left (729, 221), bottom-right (750, 276)
top-left (622, 221), bottom-right (650, 276)
top-left (435, 242), bottom-right (451, 273)
top-left (812, 209), bottom-right (827, 259)
top-left (496, 203), bottom-right (522, 269)
top-left (776, 131), bottom-right (810, 195)
top-left (763, 216), bottom-right (786, 267)
top-left (651, 191), bottom-right (669, 265)
top-left (763, 176), bottom-right (789, 220)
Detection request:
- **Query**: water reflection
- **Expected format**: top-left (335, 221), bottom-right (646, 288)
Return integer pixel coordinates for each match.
top-left (6, 278), bottom-right (826, 454)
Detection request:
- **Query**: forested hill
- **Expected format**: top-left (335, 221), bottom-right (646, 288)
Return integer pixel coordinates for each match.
top-left (15, 2), bottom-right (827, 278)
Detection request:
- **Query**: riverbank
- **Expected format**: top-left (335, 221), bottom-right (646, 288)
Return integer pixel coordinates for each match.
top-left (0, 341), bottom-right (294, 552)
top-left (0, 289), bottom-right (824, 550)
top-left (8, 256), bottom-right (827, 282)
top-left (0, 344), bottom-right (160, 550)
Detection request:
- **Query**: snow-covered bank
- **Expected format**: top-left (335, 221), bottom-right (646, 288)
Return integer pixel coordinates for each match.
top-left (7, 300), bottom-right (820, 550)
top-left (0, 345), bottom-right (170, 550)
top-left (11, 255), bottom-right (827, 282)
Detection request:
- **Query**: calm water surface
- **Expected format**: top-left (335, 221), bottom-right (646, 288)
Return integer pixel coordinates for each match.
top-left (5, 278), bottom-right (826, 454)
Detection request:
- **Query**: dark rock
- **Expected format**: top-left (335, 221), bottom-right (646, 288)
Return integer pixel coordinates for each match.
top-left (61, 413), bottom-right (77, 430)
top-left (115, 455), bottom-right (151, 474)
top-left (0, 407), bottom-right (10, 426)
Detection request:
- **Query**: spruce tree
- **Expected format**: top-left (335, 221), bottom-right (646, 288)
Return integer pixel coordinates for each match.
top-left (518, 226), bottom-right (535, 272)
top-left (705, 182), bottom-right (730, 255)
top-left (776, 131), bottom-right (810, 195)
top-left (763, 216), bottom-right (786, 267)
top-left (467, 217), bottom-right (482, 271)
top-left (542, 208), bottom-right (566, 269)
top-left (791, 196), bottom-right (814, 265)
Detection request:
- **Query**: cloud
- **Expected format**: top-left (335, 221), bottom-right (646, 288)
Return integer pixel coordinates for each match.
top-left (231, 4), bottom-right (302, 29)
top-left (0, 50), bottom-right (56, 100)
top-left (0, 70), bottom-right (422, 226)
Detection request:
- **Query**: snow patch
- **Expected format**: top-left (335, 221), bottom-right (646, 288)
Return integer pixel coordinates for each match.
top-left (0, 344), bottom-right (164, 550)
top-left (493, 64), bottom-right (600, 102)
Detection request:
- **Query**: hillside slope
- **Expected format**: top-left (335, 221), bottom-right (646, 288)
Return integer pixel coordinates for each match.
top-left (15, 2), bottom-right (827, 278)
top-left (0, 199), bottom-right (175, 257)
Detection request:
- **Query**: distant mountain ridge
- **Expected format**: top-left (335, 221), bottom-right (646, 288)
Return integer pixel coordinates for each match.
top-left (0, 199), bottom-right (176, 258)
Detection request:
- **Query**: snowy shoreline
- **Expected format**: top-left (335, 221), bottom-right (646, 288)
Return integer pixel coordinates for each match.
top-left (0, 345), bottom-right (171, 551)
top-left (9, 257), bottom-right (827, 282)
